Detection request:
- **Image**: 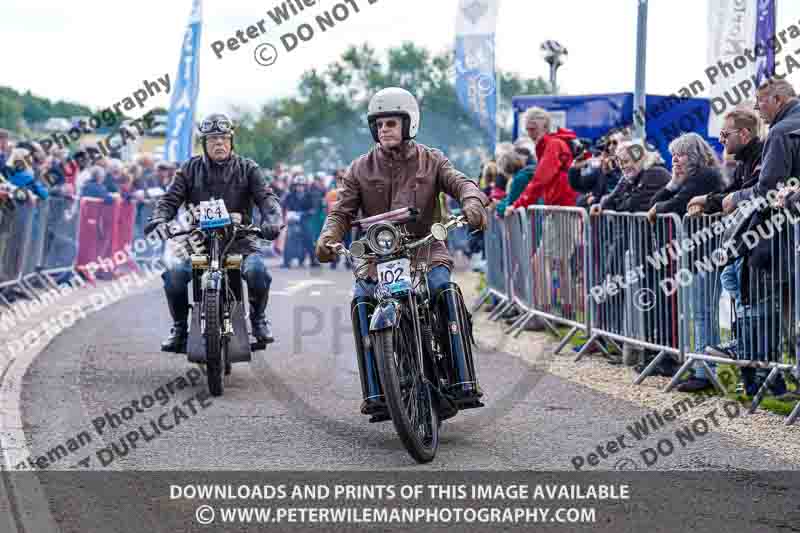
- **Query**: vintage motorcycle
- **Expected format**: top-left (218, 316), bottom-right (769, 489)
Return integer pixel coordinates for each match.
top-left (166, 199), bottom-right (267, 397)
top-left (333, 208), bottom-right (483, 463)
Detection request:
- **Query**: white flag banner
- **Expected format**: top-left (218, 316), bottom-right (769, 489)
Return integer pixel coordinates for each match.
top-left (706, 0), bottom-right (758, 137)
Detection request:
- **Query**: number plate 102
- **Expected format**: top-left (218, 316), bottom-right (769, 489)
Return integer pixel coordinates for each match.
top-left (377, 258), bottom-right (411, 294)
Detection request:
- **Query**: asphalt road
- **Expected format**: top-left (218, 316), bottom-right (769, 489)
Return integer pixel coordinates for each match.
top-left (15, 264), bottom-right (798, 472)
top-left (2, 263), bottom-right (800, 533)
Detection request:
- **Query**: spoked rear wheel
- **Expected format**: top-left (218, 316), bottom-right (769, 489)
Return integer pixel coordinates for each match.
top-left (374, 319), bottom-right (439, 463)
top-left (204, 289), bottom-right (226, 397)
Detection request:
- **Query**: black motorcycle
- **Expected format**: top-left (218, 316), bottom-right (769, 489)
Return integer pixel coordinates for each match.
top-left (334, 208), bottom-right (483, 463)
top-left (166, 203), bottom-right (267, 397)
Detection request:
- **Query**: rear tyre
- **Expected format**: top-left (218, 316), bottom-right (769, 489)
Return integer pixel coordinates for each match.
top-left (205, 289), bottom-right (225, 397)
top-left (374, 319), bottom-right (439, 463)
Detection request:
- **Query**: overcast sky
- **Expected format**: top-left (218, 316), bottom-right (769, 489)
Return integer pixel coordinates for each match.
top-left (4, 0), bottom-right (800, 121)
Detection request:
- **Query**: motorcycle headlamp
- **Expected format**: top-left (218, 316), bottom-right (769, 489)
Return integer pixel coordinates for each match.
top-left (366, 222), bottom-right (400, 256)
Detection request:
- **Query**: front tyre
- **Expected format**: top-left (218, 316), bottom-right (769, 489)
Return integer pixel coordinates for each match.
top-left (204, 289), bottom-right (225, 397)
top-left (374, 321), bottom-right (439, 463)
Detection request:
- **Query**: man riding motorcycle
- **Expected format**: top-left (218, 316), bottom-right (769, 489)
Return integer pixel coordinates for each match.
top-left (315, 87), bottom-right (489, 419)
top-left (144, 113), bottom-right (282, 351)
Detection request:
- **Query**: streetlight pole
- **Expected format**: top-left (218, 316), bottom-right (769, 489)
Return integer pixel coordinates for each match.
top-left (633, 0), bottom-right (648, 141)
top-left (540, 40), bottom-right (568, 95)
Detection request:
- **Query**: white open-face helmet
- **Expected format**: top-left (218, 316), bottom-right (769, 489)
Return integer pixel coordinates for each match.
top-left (367, 87), bottom-right (420, 143)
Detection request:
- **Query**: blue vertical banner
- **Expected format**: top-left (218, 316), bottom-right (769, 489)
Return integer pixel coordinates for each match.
top-left (455, 0), bottom-right (500, 155)
top-left (165, 0), bottom-right (202, 164)
top-left (754, 0), bottom-right (776, 86)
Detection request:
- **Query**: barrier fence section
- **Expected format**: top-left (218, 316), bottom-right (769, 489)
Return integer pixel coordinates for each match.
top-left (0, 198), bottom-right (37, 305)
top-left (588, 212), bottom-right (685, 380)
top-left (670, 211), bottom-right (799, 420)
top-left (502, 208), bottom-right (535, 337)
top-left (470, 210), bottom-right (509, 315)
top-left (474, 204), bottom-right (800, 426)
top-left (526, 205), bottom-right (591, 353)
top-left (0, 194), bottom-right (152, 307)
top-left (41, 194), bottom-right (81, 282)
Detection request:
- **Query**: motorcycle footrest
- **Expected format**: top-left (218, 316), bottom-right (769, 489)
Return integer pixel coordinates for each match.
top-left (453, 399), bottom-right (485, 410)
top-left (368, 412), bottom-right (391, 423)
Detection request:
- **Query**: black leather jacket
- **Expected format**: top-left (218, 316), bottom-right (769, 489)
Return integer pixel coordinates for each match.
top-left (151, 152), bottom-right (282, 255)
top-left (705, 138), bottom-right (763, 214)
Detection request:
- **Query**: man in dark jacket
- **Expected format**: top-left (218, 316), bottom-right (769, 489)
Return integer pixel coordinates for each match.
top-left (720, 81), bottom-right (800, 399)
top-left (677, 109), bottom-right (765, 392)
top-left (723, 79), bottom-right (800, 212)
top-left (145, 113), bottom-right (282, 351)
top-left (689, 113), bottom-right (763, 216)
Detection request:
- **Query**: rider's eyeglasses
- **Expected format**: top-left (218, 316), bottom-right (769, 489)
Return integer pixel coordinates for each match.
top-left (376, 119), bottom-right (399, 130)
top-left (719, 128), bottom-right (740, 140)
top-left (199, 118), bottom-right (232, 134)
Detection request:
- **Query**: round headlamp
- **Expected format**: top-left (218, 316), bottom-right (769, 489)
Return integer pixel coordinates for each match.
top-left (366, 222), bottom-right (400, 256)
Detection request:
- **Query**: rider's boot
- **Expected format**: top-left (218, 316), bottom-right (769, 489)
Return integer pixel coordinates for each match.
top-left (351, 297), bottom-right (388, 421)
top-left (435, 283), bottom-right (484, 408)
top-left (162, 288), bottom-right (189, 353)
top-left (250, 291), bottom-right (274, 345)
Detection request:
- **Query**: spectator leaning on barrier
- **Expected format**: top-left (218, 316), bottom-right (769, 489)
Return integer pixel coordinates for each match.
top-left (647, 133), bottom-right (723, 380)
top-left (648, 133), bottom-right (723, 221)
top-left (723, 80), bottom-right (800, 400)
top-left (682, 109), bottom-right (765, 391)
top-left (688, 108), bottom-right (764, 217)
top-left (723, 78), bottom-right (800, 214)
top-left (589, 141), bottom-right (670, 364)
top-left (595, 141), bottom-right (669, 213)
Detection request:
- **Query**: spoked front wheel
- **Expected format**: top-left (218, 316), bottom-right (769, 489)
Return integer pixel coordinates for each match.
top-left (374, 320), bottom-right (439, 463)
top-left (204, 289), bottom-right (226, 397)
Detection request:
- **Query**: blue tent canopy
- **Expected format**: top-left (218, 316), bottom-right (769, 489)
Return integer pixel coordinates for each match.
top-left (512, 92), bottom-right (723, 170)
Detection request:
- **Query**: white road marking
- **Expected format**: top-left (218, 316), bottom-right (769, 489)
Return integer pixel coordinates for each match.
top-left (282, 279), bottom-right (334, 295)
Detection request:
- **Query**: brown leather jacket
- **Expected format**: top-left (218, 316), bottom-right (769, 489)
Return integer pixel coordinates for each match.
top-left (319, 141), bottom-right (487, 270)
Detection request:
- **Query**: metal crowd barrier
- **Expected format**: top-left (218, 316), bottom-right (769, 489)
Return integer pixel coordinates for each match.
top-left (587, 211), bottom-right (684, 381)
top-left (0, 197), bottom-right (39, 305)
top-left (0, 193), bottom-right (146, 306)
top-left (470, 211), bottom-right (510, 315)
top-left (502, 208), bottom-right (536, 337)
top-left (526, 205), bottom-right (591, 354)
top-left (41, 194), bottom-right (81, 283)
top-left (667, 211), bottom-right (799, 421)
top-left (476, 204), bottom-right (800, 426)
top-left (19, 199), bottom-right (56, 299)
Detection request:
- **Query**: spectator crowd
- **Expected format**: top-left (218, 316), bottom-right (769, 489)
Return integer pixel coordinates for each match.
top-left (477, 77), bottom-right (800, 405)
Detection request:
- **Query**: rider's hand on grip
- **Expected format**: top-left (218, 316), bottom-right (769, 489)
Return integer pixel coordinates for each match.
top-left (315, 237), bottom-right (337, 263)
top-left (462, 198), bottom-right (487, 231)
top-left (144, 218), bottom-right (170, 239)
top-left (259, 223), bottom-right (282, 240)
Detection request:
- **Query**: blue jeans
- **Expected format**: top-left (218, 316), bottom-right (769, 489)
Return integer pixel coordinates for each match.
top-left (692, 271), bottom-right (720, 379)
top-left (352, 265), bottom-right (451, 299)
